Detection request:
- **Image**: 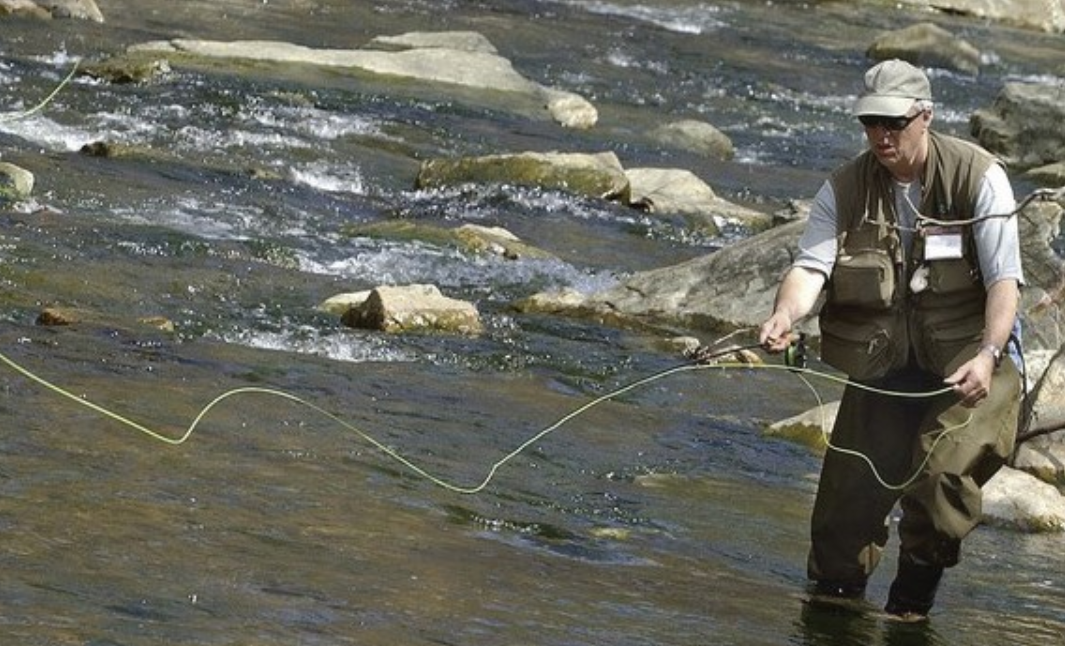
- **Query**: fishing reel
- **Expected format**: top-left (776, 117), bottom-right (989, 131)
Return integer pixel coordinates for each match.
top-left (784, 332), bottom-right (808, 371)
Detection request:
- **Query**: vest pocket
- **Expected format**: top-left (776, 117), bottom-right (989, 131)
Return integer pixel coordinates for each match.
top-left (914, 316), bottom-right (984, 375)
top-left (926, 258), bottom-right (978, 294)
top-left (819, 315), bottom-right (905, 381)
top-left (830, 249), bottom-right (896, 310)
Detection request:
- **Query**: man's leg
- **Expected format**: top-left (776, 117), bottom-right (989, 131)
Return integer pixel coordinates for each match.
top-left (888, 361), bottom-right (1021, 617)
top-left (807, 381), bottom-right (928, 598)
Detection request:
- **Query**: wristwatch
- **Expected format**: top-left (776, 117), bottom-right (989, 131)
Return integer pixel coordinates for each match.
top-left (979, 343), bottom-right (1003, 367)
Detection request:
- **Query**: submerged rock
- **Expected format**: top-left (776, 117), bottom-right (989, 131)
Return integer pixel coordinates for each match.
top-left (341, 220), bottom-right (555, 261)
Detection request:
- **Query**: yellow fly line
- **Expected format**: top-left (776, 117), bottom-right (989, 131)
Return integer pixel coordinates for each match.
top-left (0, 60), bottom-right (80, 124)
top-left (0, 346), bottom-right (962, 496)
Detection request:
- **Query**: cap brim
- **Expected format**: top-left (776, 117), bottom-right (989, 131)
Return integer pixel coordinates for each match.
top-left (853, 95), bottom-right (917, 117)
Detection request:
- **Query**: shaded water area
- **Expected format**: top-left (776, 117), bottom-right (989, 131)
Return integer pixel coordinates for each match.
top-left (1, 1), bottom-right (1064, 644)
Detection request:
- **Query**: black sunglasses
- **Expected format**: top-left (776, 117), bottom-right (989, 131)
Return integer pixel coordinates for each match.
top-left (858, 112), bottom-right (922, 131)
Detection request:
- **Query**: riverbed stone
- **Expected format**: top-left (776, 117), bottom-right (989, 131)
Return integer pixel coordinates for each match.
top-left (0, 0), bottom-right (50, 18)
top-left (341, 284), bottom-right (483, 335)
top-left (129, 33), bottom-right (598, 129)
top-left (1014, 345), bottom-right (1065, 483)
top-left (0, 161), bottom-right (35, 202)
top-left (650, 119), bottom-right (734, 160)
top-left (521, 218), bottom-right (808, 335)
top-left (366, 31), bottom-right (499, 54)
top-left (894, 0), bottom-right (1065, 34)
top-left (625, 167), bottom-right (772, 233)
top-left (983, 467), bottom-right (1065, 532)
top-left (971, 82), bottom-right (1065, 171)
top-left (1025, 162), bottom-right (1065, 187)
top-left (80, 54), bottom-right (171, 84)
top-left (416, 151), bottom-right (630, 203)
top-left (865, 22), bottom-right (981, 74)
top-left (37, 0), bottom-right (102, 21)
top-left (0, 0), bottom-right (101, 20)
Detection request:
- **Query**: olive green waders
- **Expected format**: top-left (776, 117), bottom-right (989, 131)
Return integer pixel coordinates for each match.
top-left (807, 358), bottom-right (1020, 610)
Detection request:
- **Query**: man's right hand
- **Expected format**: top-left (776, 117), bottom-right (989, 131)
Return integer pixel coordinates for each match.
top-left (759, 311), bottom-right (794, 354)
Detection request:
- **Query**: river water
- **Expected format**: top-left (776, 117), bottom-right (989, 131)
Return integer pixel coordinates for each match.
top-left (1, 1), bottom-right (1063, 644)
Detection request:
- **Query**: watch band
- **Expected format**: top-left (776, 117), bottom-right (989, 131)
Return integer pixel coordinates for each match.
top-left (979, 343), bottom-right (1003, 367)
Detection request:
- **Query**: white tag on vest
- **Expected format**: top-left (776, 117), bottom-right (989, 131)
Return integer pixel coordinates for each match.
top-left (923, 227), bottom-right (964, 260)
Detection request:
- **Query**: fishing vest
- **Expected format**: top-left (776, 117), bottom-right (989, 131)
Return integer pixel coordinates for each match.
top-left (819, 132), bottom-right (996, 380)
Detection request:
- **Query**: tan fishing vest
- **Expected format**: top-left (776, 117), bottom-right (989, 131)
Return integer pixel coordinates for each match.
top-left (819, 132), bottom-right (996, 380)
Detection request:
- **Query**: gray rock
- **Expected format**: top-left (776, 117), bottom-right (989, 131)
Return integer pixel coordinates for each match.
top-left (866, 22), bottom-right (981, 75)
top-left (650, 119), bottom-right (734, 160)
top-left (971, 82), bottom-right (1065, 171)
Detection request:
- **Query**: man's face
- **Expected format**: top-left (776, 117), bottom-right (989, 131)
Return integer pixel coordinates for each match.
top-left (859, 109), bottom-right (931, 178)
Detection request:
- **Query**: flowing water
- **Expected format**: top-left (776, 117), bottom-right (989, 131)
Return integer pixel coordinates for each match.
top-left (1, 1), bottom-right (1064, 644)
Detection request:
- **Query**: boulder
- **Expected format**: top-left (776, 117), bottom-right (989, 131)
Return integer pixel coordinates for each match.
top-left (650, 119), bottom-right (734, 160)
top-left (415, 151), bottom-right (630, 202)
top-left (318, 290), bottom-right (372, 317)
top-left (971, 82), bottom-right (1065, 171)
top-left (1016, 199), bottom-right (1065, 353)
top-left (517, 218), bottom-right (808, 334)
top-left (866, 22), bottom-right (981, 75)
top-left (37, 0), bottom-right (102, 21)
top-left (626, 167), bottom-right (772, 233)
top-left (1025, 162), bottom-right (1065, 188)
top-left (894, 0), bottom-right (1065, 34)
top-left (1014, 345), bottom-right (1065, 482)
top-left (0, 0), bottom-right (50, 18)
top-left (0, 161), bottom-right (35, 202)
top-left (129, 33), bottom-right (597, 129)
top-left (0, 0), bottom-right (101, 20)
top-left (983, 467), bottom-right (1065, 532)
top-left (340, 284), bottom-right (483, 335)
